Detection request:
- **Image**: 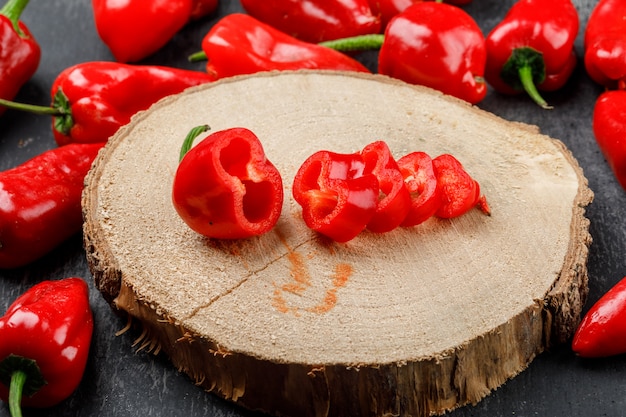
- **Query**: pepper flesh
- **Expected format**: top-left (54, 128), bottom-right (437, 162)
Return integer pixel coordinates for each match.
top-left (584, 0), bottom-right (626, 89)
top-left (485, 0), bottom-right (579, 108)
top-left (378, 2), bottom-right (488, 105)
top-left (0, 0), bottom-right (40, 116)
top-left (397, 151), bottom-right (441, 227)
top-left (240, 0), bottom-right (380, 44)
top-left (0, 278), bottom-right (93, 409)
top-left (172, 127), bottom-right (284, 239)
top-left (196, 13), bottom-right (370, 79)
top-left (0, 142), bottom-right (104, 269)
top-left (592, 90), bottom-right (626, 191)
top-left (432, 154), bottom-right (488, 218)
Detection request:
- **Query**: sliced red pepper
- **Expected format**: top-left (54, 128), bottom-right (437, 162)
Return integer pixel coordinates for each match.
top-left (240, 0), bottom-right (380, 44)
top-left (0, 278), bottom-right (93, 411)
top-left (361, 141), bottom-right (411, 233)
top-left (584, 0), bottom-right (626, 90)
top-left (572, 276), bottom-right (626, 358)
top-left (592, 89), bottom-right (626, 191)
top-left (396, 151), bottom-right (441, 227)
top-left (172, 126), bottom-right (284, 239)
top-left (485, 0), bottom-right (579, 109)
top-left (292, 150), bottom-right (379, 243)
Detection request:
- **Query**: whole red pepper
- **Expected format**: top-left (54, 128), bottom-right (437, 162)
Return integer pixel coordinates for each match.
top-left (0, 62), bottom-right (215, 146)
top-left (367, 0), bottom-right (421, 30)
top-left (485, 0), bottom-right (579, 109)
top-left (0, 142), bottom-right (104, 269)
top-left (189, 13), bottom-right (370, 79)
top-left (572, 276), bottom-right (626, 357)
top-left (0, 0), bottom-right (40, 116)
top-left (592, 89), bottom-right (626, 191)
top-left (397, 151), bottom-right (441, 227)
top-left (377, 2), bottom-right (488, 105)
top-left (584, 0), bottom-right (626, 90)
top-left (0, 278), bottom-right (93, 413)
top-left (240, 0), bottom-right (380, 44)
top-left (172, 126), bottom-right (284, 239)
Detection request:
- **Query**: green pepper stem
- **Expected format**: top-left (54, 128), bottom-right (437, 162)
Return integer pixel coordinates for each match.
top-left (8, 370), bottom-right (26, 417)
top-left (0, 0), bottom-right (31, 35)
top-left (188, 51), bottom-right (207, 62)
top-left (319, 34), bottom-right (385, 52)
top-left (0, 98), bottom-right (63, 116)
top-left (179, 125), bottom-right (211, 162)
top-left (518, 65), bottom-right (552, 110)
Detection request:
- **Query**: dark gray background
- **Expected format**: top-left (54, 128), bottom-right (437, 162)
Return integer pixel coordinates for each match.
top-left (1, 0), bottom-right (625, 416)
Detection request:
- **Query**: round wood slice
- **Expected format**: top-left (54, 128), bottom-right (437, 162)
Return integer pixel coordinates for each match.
top-left (82, 71), bottom-right (593, 417)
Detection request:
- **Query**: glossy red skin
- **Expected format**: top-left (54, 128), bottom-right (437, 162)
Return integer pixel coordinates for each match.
top-left (51, 62), bottom-right (215, 146)
top-left (367, 0), bottom-right (421, 30)
top-left (397, 151), bottom-right (441, 227)
top-left (378, 2), bottom-right (487, 105)
top-left (0, 143), bottom-right (104, 269)
top-left (240, 0), bottom-right (380, 43)
top-left (0, 278), bottom-right (93, 407)
top-left (584, 0), bottom-right (626, 89)
top-left (592, 90), bottom-right (626, 191)
top-left (432, 154), bottom-right (481, 219)
top-left (173, 127), bottom-right (284, 239)
top-left (485, 0), bottom-right (579, 94)
top-left (0, 6), bottom-right (40, 116)
top-left (293, 150), bottom-right (379, 243)
top-left (361, 141), bottom-right (411, 233)
top-left (200, 14), bottom-right (370, 79)
top-left (572, 276), bottom-right (626, 357)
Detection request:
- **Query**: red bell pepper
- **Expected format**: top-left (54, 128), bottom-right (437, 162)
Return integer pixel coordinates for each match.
top-left (0, 142), bottom-right (104, 269)
top-left (0, 0), bottom-right (40, 116)
top-left (0, 61), bottom-right (215, 146)
top-left (292, 150), bottom-right (379, 243)
top-left (592, 89), bottom-right (626, 191)
top-left (240, 0), bottom-right (380, 44)
top-left (0, 278), bottom-right (93, 413)
top-left (572, 276), bottom-right (626, 358)
top-left (485, 0), bottom-right (579, 109)
top-left (361, 141), bottom-right (411, 233)
top-left (172, 126), bottom-right (284, 239)
top-left (377, 1), bottom-right (488, 104)
top-left (584, 0), bottom-right (626, 90)
top-left (367, 0), bottom-right (420, 30)
top-left (397, 151), bottom-right (441, 227)
top-left (189, 13), bottom-right (370, 79)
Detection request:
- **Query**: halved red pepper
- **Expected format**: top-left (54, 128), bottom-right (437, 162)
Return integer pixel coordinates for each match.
top-left (397, 151), bottom-right (441, 227)
top-left (485, 0), bottom-right (579, 109)
top-left (189, 13), bottom-right (370, 79)
top-left (361, 141), bottom-right (411, 233)
top-left (172, 126), bottom-right (284, 239)
top-left (592, 89), bottom-right (626, 191)
top-left (584, 0), bottom-right (626, 90)
top-left (292, 150), bottom-right (379, 243)
top-left (240, 0), bottom-right (380, 44)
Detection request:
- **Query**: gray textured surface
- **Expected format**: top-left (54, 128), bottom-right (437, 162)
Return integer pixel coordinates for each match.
top-left (1, 0), bottom-right (625, 416)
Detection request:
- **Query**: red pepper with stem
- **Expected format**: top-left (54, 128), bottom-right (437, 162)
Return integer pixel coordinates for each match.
top-left (240, 0), bottom-right (380, 44)
top-left (0, 142), bottom-right (104, 269)
top-left (0, 278), bottom-right (93, 414)
top-left (0, 62), bottom-right (215, 146)
top-left (584, 0), bottom-right (626, 90)
top-left (173, 126), bottom-right (284, 239)
top-left (188, 13), bottom-right (370, 79)
top-left (0, 0), bottom-right (40, 116)
top-left (592, 89), bottom-right (626, 191)
top-left (484, 0), bottom-right (579, 109)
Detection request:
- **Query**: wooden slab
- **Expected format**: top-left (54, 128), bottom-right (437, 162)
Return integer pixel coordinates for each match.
top-left (82, 71), bottom-right (593, 417)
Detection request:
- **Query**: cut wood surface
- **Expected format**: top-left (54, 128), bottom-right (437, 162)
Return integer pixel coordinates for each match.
top-left (82, 71), bottom-right (593, 417)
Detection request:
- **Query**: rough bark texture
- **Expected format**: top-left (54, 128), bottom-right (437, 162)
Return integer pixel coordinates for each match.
top-left (82, 71), bottom-right (593, 417)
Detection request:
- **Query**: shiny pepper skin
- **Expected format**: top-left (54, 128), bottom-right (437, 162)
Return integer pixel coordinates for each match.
top-left (0, 0), bottom-right (40, 116)
top-left (378, 2), bottom-right (488, 105)
top-left (584, 0), bottom-right (626, 89)
top-left (592, 90), bottom-right (626, 191)
top-left (0, 278), bottom-right (93, 410)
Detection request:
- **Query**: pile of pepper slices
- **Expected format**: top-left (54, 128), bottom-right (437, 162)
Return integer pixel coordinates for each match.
top-left (1, 0), bottom-right (626, 413)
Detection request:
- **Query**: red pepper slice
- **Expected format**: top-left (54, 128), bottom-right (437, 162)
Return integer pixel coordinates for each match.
top-left (240, 0), bottom-right (380, 44)
top-left (592, 89), bottom-right (626, 191)
top-left (572, 276), bottom-right (626, 358)
top-left (0, 0), bottom-right (40, 116)
top-left (292, 150), bottom-right (379, 243)
top-left (397, 151), bottom-right (442, 227)
top-left (0, 278), bottom-right (93, 411)
top-left (172, 126), bottom-right (284, 239)
top-left (361, 141), bottom-right (411, 233)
